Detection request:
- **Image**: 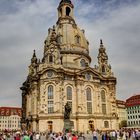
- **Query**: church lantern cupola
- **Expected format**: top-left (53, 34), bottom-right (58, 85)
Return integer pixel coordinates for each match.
top-left (57, 0), bottom-right (75, 25)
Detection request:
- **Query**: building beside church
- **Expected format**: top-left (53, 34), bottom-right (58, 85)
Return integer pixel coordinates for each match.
top-left (21, 0), bottom-right (119, 132)
top-left (0, 107), bottom-right (21, 132)
top-left (126, 94), bottom-right (140, 127)
top-left (116, 100), bottom-right (127, 126)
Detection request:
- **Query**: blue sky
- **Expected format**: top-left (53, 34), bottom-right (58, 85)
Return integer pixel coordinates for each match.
top-left (0, 0), bottom-right (140, 107)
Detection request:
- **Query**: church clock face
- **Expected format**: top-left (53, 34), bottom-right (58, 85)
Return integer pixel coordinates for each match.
top-left (47, 70), bottom-right (53, 78)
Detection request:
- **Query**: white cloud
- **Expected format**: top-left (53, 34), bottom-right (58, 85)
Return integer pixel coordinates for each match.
top-left (0, 0), bottom-right (140, 106)
top-left (84, 2), bottom-right (140, 100)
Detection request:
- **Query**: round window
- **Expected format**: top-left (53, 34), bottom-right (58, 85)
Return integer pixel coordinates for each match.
top-left (47, 71), bottom-right (53, 78)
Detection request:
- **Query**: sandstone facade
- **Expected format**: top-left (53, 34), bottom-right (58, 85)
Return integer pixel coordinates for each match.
top-left (21, 0), bottom-right (119, 133)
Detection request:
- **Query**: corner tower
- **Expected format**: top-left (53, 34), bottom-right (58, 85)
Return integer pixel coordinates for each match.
top-left (97, 40), bottom-right (113, 76)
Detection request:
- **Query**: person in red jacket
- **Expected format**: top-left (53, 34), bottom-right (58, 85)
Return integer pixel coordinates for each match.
top-left (72, 134), bottom-right (77, 140)
top-left (15, 134), bottom-right (21, 140)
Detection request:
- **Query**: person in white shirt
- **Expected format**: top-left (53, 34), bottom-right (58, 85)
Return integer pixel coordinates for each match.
top-left (93, 130), bottom-right (98, 140)
top-left (35, 133), bottom-right (40, 140)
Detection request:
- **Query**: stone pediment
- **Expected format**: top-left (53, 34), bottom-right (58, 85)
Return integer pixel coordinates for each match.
top-left (76, 67), bottom-right (102, 78)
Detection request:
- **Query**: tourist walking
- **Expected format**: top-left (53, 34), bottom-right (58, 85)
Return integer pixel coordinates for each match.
top-left (122, 131), bottom-right (126, 140)
top-left (35, 133), bottom-right (40, 140)
top-left (78, 133), bottom-right (85, 140)
top-left (15, 133), bottom-right (21, 140)
top-left (0, 134), bottom-right (3, 140)
top-left (93, 130), bottom-right (98, 140)
top-left (23, 132), bottom-right (30, 140)
top-left (72, 134), bottom-right (77, 140)
top-left (45, 132), bottom-right (50, 140)
top-left (102, 132), bottom-right (110, 140)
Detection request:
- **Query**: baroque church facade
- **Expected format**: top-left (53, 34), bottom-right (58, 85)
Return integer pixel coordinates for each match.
top-left (21, 0), bottom-right (118, 132)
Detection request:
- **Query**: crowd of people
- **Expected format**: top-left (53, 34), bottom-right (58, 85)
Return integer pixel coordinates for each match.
top-left (93, 128), bottom-right (140, 140)
top-left (0, 128), bottom-right (140, 140)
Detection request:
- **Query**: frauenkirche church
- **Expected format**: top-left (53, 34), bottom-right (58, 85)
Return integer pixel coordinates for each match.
top-left (21, 0), bottom-right (119, 132)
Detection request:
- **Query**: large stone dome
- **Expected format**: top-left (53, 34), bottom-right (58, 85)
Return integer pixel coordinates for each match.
top-left (43, 0), bottom-right (91, 68)
top-left (44, 23), bottom-right (89, 55)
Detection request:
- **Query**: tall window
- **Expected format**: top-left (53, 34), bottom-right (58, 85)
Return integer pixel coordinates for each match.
top-left (86, 88), bottom-right (92, 101)
top-left (101, 90), bottom-right (106, 114)
top-left (48, 101), bottom-right (54, 113)
top-left (57, 35), bottom-right (62, 44)
top-left (102, 65), bottom-right (105, 73)
top-left (48, 85), bottom-right (54, 113)
top-left (49, 55), bottom-right (53, 63)
top-left (66, 7), bottom-right (71, 16)
top-left (80, 59), bottom-right (86, 67)
top-left (67, 86), bottom-right (72, 100)
top-left (48, 85), bottom-right (53, 99)
top-left (102, 104), bottom-right (106, 114)
top-left (75, 35), bottom-right (81, 44)
top-left (67, 86), bottom-right (72, 110)
top-left (86, 88), bottom-right (92, 114)
top-left (101, 90), bottom-right (106, 102)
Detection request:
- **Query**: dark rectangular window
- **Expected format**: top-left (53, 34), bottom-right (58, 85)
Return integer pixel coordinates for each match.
top-left (102, 104), bottom-right (106, 114)
top-left (48, 101), bottom-right (54, 114)
top-left (87, 102), bottom-right (92, 114)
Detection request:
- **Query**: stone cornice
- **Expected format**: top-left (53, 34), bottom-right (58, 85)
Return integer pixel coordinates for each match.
top-left (56, 17), bottom-right (76, 26)
top-left (61, 50), bottom-right (91, 62)
top-left (38, 114), bottom-right (118, 120)
top-left (37, 65), bottom-right (116, 85)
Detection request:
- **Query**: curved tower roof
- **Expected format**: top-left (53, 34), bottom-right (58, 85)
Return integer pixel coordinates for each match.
top-left (43, 0), bottom-right (91, 68)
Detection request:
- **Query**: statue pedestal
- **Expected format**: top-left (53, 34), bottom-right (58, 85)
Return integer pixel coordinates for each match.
top-left (64, 119), bottom-right (74, 131)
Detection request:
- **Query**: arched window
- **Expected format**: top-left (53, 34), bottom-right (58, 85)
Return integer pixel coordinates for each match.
top-left (49, 55), bottom-right (53, 63)
top-left (102, 65), bottom-right (105, 73)
top-left (80, 59), bottom-right (86, 67)
top-left (104, 121), bottom-right (109, 128)
top-left (101, 90), bottom-right (106, 102)
top-left (57, 35), bottom-right (62, 44)
top-left (101, 90), bottom-right (106, 114)
top-left (67, 86), bottom-right (72, 111)
top-left (86, 88), bottom-right (91, 101)
top-left (67, 86), bottom-right (72, 100)
top-left (86, 88), bottom-right (92, 114)
top-left (66, 7), bottom-right (71, 16)
top-left (48, 85), bottom-right (53, 99)
top-left (48, 85), bottom-right (54, 114)
top-left (75, 35), bottom-right (81, 44)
